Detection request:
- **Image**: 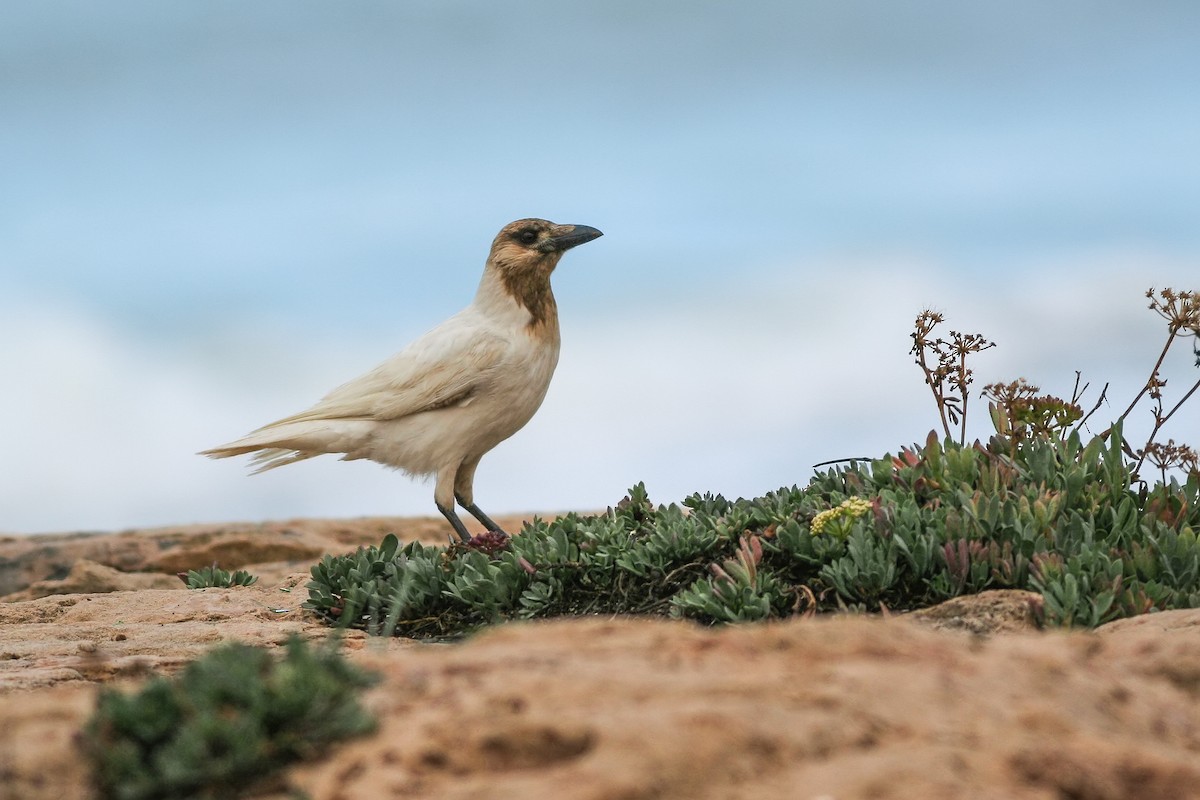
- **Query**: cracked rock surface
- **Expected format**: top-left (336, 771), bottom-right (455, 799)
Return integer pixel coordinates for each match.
top-left (2, 518), bottom-right (1199, 800)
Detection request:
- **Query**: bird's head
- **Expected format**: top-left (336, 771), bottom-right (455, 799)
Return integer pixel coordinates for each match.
top-left (485, 218), bottom-right (603, 326)
top-left (488, 218), bottom-right (602, 271)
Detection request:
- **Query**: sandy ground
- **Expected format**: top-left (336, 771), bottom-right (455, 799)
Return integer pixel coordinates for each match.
top-left (2, 517), bottom-right (1199, 800)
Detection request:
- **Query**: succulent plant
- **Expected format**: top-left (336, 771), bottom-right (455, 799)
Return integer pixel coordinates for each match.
top-left (178, 564), bottom-right (259, 589)
top-left (83, 636), bottom-right (377, 800)
top-left (302, 427), bottom-right (1200, 635)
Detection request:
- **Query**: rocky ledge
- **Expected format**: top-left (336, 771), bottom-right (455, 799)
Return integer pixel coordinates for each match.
top-left (2, 517), bottom-right (1198, 800)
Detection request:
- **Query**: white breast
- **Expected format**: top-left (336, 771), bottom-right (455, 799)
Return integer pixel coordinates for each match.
top-left (360, 290), bottom-right (561, 474)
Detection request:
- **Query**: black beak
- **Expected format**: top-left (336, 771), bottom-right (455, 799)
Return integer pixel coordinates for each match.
top-left (546, 224), bottom-right (603, 252)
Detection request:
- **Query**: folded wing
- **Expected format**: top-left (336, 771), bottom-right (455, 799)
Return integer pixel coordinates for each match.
top-left (200, 317), bottom-right (509, 465)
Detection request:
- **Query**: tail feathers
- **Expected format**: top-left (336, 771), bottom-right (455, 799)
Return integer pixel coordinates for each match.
top-left (199, 419), bottom-right (371, 473)
top-left (248, 448), bottom-right (319, 474)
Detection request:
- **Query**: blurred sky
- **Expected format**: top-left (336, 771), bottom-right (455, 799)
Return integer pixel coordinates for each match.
top-left (3, 1), bottom-right (1199, 534)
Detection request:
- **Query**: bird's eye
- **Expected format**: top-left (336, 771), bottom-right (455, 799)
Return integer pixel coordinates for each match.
top-left (517, 229), bottom-right (539, 245)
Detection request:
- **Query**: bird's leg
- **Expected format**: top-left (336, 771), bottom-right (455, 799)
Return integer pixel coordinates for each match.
top-left (435, 467), bottom-right (476, 543)
top-left (455, 492), bottom-right (507, 535)
top-left (452, 459), bottom-right (507, 535)
top-left (436, 501), bottom-right (474, 543)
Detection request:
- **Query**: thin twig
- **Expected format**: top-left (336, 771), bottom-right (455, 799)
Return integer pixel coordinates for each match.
top-left (1076, 381), bottom-right (1110, 432)
top-left (812, 457), bottom-right (873, 468)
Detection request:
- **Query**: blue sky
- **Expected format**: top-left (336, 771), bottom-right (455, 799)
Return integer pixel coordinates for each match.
top-left (3, 2), bottom-right (1198, 533)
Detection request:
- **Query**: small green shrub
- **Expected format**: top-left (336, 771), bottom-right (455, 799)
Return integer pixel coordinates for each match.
top-left (304, 286), bottom-right (1200, 635)
top-left (670, 534), bottom-right (791, 622)
top-left (179, 564), bottom-right (258, 589)
top-left (305, 491), bottom-right (718, 638)
top-left (304, 428), bottom-right (1200, 634)
top-left (83, 636), bottom-right (377, 800)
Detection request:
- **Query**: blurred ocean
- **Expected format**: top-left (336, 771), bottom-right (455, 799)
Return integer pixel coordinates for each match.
top-left (3, 2), bottom-right (1198, 533)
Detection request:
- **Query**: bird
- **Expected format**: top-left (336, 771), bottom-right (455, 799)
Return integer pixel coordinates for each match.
top-left (200, 218), bottom-right (603, 542)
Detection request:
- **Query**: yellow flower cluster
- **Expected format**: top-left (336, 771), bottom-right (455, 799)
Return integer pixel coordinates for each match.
top-left (810, 497), bottom-right (873, 536)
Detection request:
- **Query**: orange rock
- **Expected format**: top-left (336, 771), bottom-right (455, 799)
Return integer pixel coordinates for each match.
top-left (2, 519), bottom-right (1199, 800)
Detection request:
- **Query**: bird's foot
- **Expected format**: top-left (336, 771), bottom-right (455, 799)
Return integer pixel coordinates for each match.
top-left (459, 529), bottom-right (511, 555)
